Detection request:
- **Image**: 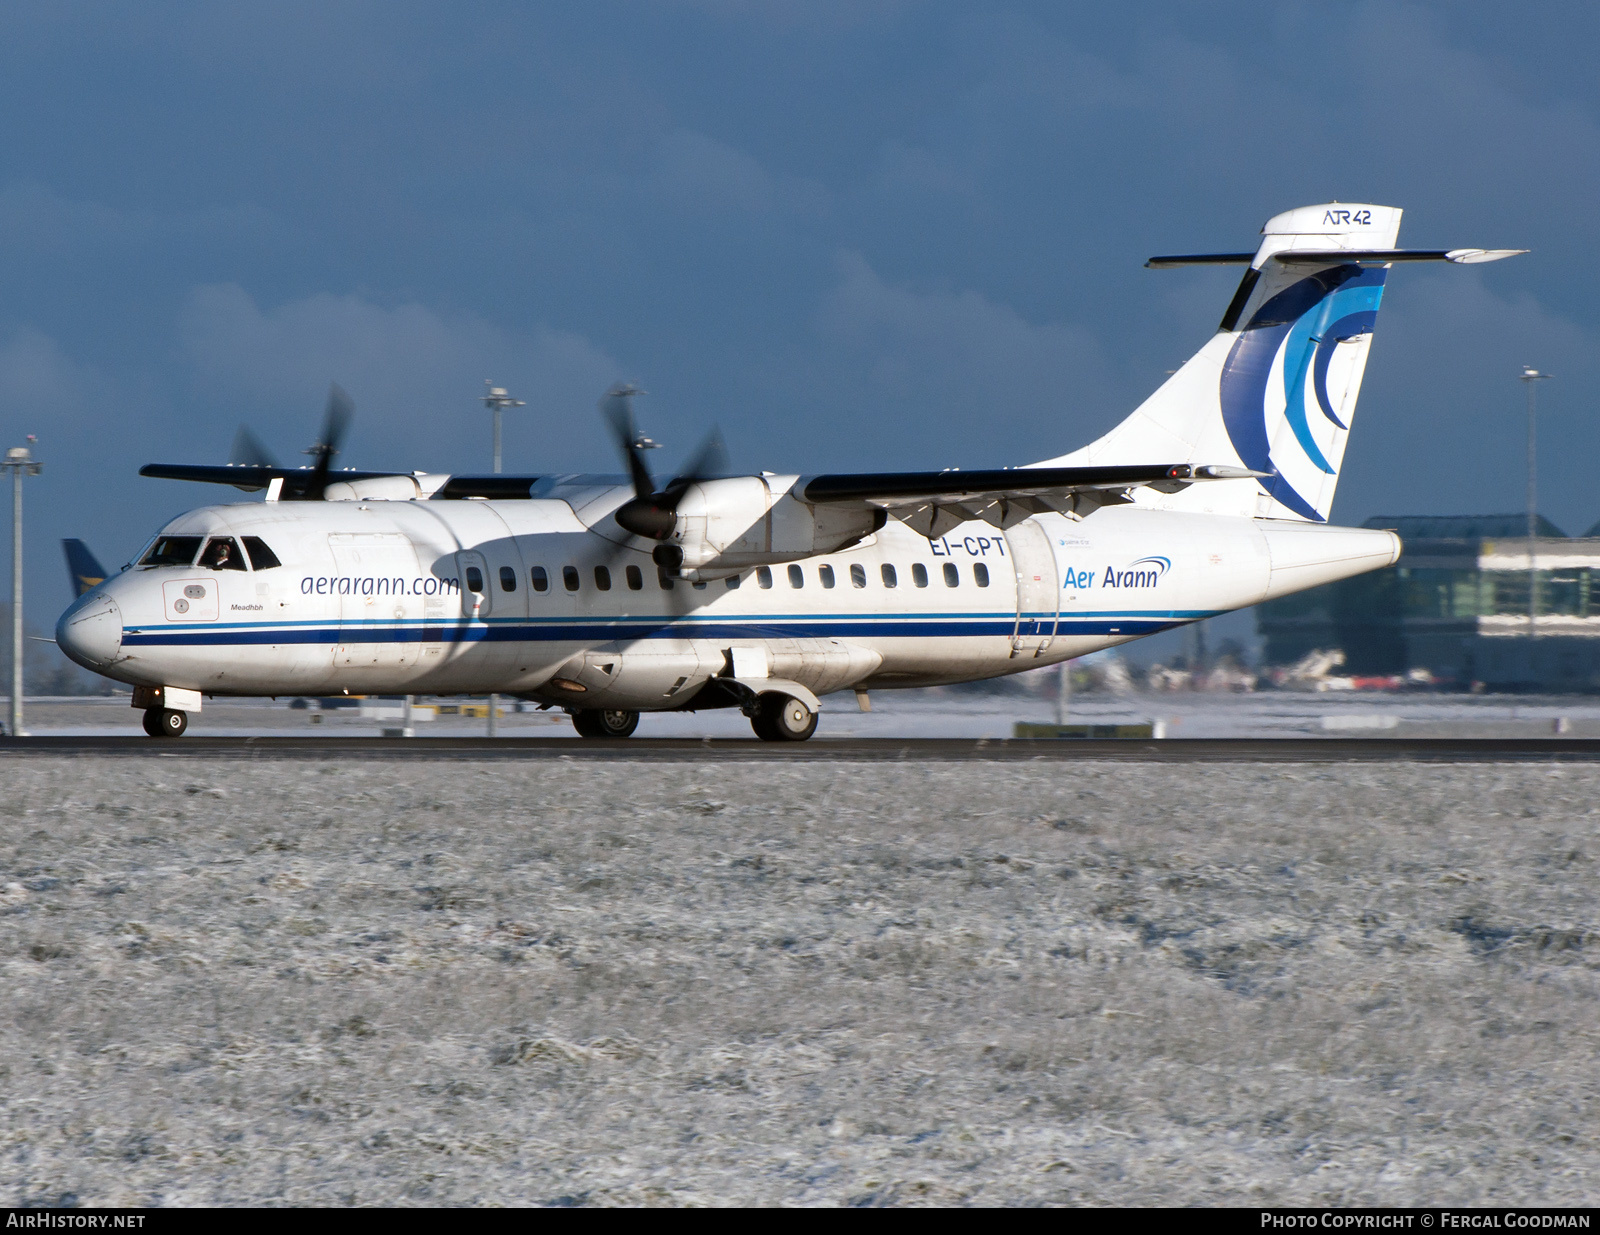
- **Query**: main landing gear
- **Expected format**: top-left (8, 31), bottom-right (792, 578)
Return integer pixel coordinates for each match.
top-left (751, 694), bottom-right (818, 742)
top-left (566, 696), bottom-right (820, 742)
top-left (142, 708), bottom-right (188, 738)
top-left (571, 708), bottom-right (640, 739)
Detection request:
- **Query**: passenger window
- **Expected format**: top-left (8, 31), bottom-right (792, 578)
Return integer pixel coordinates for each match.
top-left (943, 562), bottom-right (960, 587)
top-left (241, 536), bottom-right (281, 570)
top-left (140, 536), bottom-right (203, 567)
top-left (788, 565), bottom-right (804, 589)
top-left (819, 564), bottom-right (835, 589)
top-left (974, 563), bottom-right (990, 587)
top-left (912, 563), bottom-right (929, 588)
top-left (530, 567), bottom-right (549, 592)
top-left (595, 565), bottom-right (612, 591)
top-left (881, 563), bottom-right (897, 588)
top-left (563, 566), bottom-right (580, 592)
top-left (658, 569), bottom-right (674, 590)
top-left (465, 566), bottom-right (484, 593)
top-left (626, 565), bottom-right (643, 591)
top-left (850, 564), bottom-right (867, 589)
top-left (757, 566), bottom-right (773, 589)
top-left (199, 537), bottom-right (247, 571)
top-left (725, 575), bottom-right (741, 589)
top-left (499, 566), bottom-right (517, 592)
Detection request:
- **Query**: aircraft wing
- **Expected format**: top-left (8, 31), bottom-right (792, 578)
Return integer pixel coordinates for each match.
top-left (138, 464), bottom-right (548, 500)
top-left (139, 463), bottom-right (411, 497)
top-left (802, 463), bottom-right (1260, 537)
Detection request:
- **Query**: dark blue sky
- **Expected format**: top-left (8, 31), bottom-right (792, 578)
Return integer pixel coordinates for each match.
top-left (4, 1), bottom-right (1598, 618)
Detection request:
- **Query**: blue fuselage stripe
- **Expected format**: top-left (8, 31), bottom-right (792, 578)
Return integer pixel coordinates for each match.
top-left (120, 610), bottom-right (1215, 647)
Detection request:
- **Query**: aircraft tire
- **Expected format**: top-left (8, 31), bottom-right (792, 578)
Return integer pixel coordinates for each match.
top-left (753, 693), bottom-right (817, 742)
top-left (144, 708), bottom-right (187, 738)
top-left (571, 708), bottom-right (639, 739)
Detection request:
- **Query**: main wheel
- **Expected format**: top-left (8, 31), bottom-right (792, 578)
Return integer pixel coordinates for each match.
top-left (144, 707), bottom-right (187, 738)
top-left (752, 694), bottom-right (817, 742)
top-left (571, 708), bottom-right (640, 738)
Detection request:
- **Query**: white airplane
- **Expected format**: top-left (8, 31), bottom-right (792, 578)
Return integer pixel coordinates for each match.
top-left (56, 203), bottom-right (1521, 740)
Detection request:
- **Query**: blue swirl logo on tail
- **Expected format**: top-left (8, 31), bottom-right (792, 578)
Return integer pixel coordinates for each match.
top-left (1218, 265), bottom-right (1386, 521)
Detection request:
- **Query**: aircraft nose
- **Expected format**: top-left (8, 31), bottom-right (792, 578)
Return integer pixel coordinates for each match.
top-left (57, 591), bottom-right (123, 670)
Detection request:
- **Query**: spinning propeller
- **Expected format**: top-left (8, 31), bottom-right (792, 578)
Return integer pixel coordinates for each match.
top-left (226, 383), bottom-right (355, 500)
top-left (299, 382), bottom-right (355, 499)
top-left (601, 383), bottom-right (727, 541)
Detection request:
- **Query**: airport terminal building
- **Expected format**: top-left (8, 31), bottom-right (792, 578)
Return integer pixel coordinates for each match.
top-left (1256, 515), bottom-right (1600, 691)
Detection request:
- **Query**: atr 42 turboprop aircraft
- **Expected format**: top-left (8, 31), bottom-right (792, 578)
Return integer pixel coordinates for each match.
top-left (56, 203), bottom-right (1521, 740)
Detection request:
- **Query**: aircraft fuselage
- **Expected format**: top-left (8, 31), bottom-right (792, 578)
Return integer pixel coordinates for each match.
top-left (56, 479), bottom-right (1399, 712)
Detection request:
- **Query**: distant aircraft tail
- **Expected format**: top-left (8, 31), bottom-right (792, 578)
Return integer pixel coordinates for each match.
top-left (1036, 203), bottom-right (1521, 523)
top-left (63, 539), bottom-right (107, 598)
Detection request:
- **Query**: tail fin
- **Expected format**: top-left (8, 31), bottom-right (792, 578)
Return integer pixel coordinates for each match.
top-left (62, 539), bottom-right (107, 598)
top-left (1041, 202), bottom-right (1405, 523)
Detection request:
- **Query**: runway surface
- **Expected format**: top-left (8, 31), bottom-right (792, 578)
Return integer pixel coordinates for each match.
top-left (5, 735), bottom-right (1600, 761)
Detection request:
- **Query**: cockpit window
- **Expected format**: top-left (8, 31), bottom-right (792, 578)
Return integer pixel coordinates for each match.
top-left (242, 536), bottom-right (282, 570)
top-left (199, 537), bottom-right (247, 571)
top-left (139, 536), bottom-right (203, 567)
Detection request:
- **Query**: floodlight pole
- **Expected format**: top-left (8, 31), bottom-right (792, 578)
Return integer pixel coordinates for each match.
top-left (482, 381), bottom-right (526, 477)
top-left (1520, 367), bottom-right (1551, 640)
top-left (3, 439), bottom-right (41, 738)
top-left (480, 383), bottom-right (524, 738)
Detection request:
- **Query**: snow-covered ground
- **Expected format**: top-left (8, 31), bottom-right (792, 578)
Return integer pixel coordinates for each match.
top-left (4, 755), bottom-right (1598, 1204)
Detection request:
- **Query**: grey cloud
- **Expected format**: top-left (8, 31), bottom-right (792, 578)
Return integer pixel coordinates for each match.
top-left (650, 128), bottom-right (831, 218)
top-left (812, 251), bottom-right (1118, 466)
top-left (177, 284), bottom-right (625, 474)
top-left (1341, 267), bottom-right (1599, 530)
top-left (0, 182), bottom-right (285, 253)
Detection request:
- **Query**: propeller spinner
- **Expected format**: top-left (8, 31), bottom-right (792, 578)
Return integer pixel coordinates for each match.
top-left (601, 383), bottom-right (727, 542)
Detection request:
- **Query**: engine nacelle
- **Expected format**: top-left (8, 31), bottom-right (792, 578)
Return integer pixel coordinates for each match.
top-left (323, 474), bottom-right (438, 501)
top-left (663, 476), bottom-right (883, 575)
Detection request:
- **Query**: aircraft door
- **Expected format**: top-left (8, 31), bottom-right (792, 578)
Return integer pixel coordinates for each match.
top-left (1004, 519), bottom-right (1058, 656)
top-left (328, 533), bottom-right (423, 672)
top-left (457, 551), bottom-right (491, 620)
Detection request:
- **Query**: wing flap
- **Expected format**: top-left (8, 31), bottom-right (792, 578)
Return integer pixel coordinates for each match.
top-left (803, 464), bottom-right (1265, 532)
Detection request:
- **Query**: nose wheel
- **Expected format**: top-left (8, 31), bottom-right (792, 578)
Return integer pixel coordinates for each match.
top-left (142, 708), bottom-right (188, 738)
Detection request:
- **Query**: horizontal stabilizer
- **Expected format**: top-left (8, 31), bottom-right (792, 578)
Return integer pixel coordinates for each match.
top-left (1149, 248), bottom-right (1526, 268)
top-left (1145, 253), bottom-right (1256, 268)
top-left (1271, 248), bottom-right (1527, 266)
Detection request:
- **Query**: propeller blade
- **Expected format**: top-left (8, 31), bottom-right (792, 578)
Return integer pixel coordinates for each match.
top-left (599, 382), bottom-right (655, 502)
top-left (319, 382), bottom-right (354, 457)
top-left (615, 427), bottom-right (729, 542)
top-left (663, 427), bottom-right (727, 498)
top-left (303, 382), bottom-right (354, 499)
top-left (229, 425), bottom-right (279, 469)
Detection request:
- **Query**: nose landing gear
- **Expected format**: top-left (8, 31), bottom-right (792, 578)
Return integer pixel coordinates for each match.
top-left (142, 708), bottom-right (188, 738)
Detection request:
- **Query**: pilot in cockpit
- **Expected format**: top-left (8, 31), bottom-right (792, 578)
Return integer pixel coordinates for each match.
top-left (200, 537), bottom-right (247, 571)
